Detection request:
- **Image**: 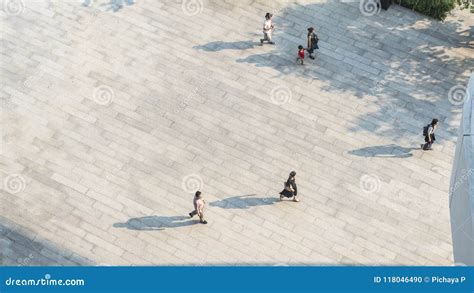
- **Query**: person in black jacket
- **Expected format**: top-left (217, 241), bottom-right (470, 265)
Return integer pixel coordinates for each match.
top-left (422, 118), bottom-right (439, 151)
top-left (279, 171), bottom-right (299, 202)
top-left (306, 27), bottom-right (319, 60)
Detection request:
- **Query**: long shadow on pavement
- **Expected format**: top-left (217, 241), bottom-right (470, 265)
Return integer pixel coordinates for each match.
top-left (348, 144), bottom-right (419, 158)
top-left (83, 0), bottom-right (135, 12)
top-left (194, 41), bottom-right (260, 52)
top-left (210, 194), bottom-right (279, 209)
top-left (0, 217), bottom-right (93, 265)
top-left (114, 216), bottom-right (198, 231)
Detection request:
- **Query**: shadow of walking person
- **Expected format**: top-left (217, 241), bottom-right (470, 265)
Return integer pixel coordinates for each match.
top-left (194, 41), bottom-right (259, 52)
top-left (83, 0), bottom-right (135, 11)
top-left (103, 0), bottom-right (135, 12)
top-left (348, 144), bottom-right (419, 158)
top-left (210, 194), bottom-right (279, 209)
top-left (113, 216), bottom-right (198, 231)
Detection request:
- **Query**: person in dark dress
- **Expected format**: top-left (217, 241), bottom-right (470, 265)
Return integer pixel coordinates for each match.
top-left (306, 27), bottom-right (319, 60)
top-left (279, 171), bottom-right (299, 202)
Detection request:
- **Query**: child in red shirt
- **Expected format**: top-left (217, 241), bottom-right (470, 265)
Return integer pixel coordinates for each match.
top-left (297, 45), bottom-right (305, 65)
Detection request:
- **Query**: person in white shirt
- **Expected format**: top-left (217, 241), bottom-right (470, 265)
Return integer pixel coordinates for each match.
top-left (189, 191), bottom-right (207, 224)
top-left (260, 13), bottom-right (275, 45)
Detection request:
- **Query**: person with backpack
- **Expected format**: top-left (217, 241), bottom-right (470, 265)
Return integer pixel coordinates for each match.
top-left (279, 171), bottom-right (299, 202)
top-left (260, 13), bottom-right (275, 45)
top-left (422, 119), bottom-right (439, 151)
top-left (306, 27), bottom-right (319, 60)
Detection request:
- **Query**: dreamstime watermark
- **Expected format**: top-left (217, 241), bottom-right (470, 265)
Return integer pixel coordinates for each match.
top-left (181, 174), bottom-right (204, 193)
top-left (359, 173), bottom-right (381, 194)
top-left (2, 0), bottom-right (25, 16)
top-left (3, 174), bottom-right (26, 194)
top-left (262, 190), bottom-right (274, 203)
top-left (270, 85), bottom-right (292, 105)
top-left (359, 0), bottom-right (381, 16)
top-left (450, 168), bottom-right (474, 194)
top-left (23, 69), bottom-right (44, 89)
top-left (181, 0), bottom-right (203, 16)
top-left (351, 96), bottom-right (397, 120)
top-left (448, 85), bottom-right (469, 106)
top-left (371, 79), bottom-right (386, 96)
top-left (17, 253), bottom-right (34, 266)
top-left (5, 274), bottom-right (85, 287)
top-left (351, 78), bottom-right (398, 119)
top-left (81, 0), bottom-right (102, 18)
top-left (174, 70), bottom-right (212, 114)
top-left (92, 85), bottom-right (114, 106)
top-left (271, 0), bottom-right (289, 15)
top-left (453, 214), bottom-right (474, 244)
top-left (90, 6), bottom-right (100, 17)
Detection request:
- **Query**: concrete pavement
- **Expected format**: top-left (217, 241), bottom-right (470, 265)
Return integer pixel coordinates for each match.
top-left (1, 0), bottom-right (473, 265)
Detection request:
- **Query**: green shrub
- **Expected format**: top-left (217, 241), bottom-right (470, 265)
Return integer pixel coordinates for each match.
top-left (456, 0), bottom-right (474, 12)
top-left (394, 0), bottom-right (456, 20)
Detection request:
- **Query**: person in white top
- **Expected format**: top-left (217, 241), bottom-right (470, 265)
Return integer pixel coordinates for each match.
top-left (189, 191), bottom-right (207, 224)
top-left (260, 13), bottom-right (275, 45)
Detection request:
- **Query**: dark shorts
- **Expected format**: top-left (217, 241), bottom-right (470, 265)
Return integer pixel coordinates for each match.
top-left (280, 189), bottom-right (294, 198)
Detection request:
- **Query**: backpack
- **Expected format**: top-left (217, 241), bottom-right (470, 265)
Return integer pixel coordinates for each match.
top-left (312, 33), bottom-right (319, 45)
top-left (423, 124), bottom-right (430, 136)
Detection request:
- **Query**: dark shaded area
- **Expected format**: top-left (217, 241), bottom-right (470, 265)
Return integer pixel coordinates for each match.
top-left (114, 216), bottom-right (198, 231)
top-left (394, 0), bottom-right (460, 21)
top-left (195, 1), bottom-right (473, 140)
top-left (210, 194), bottom-right (279, 209)
top-left (455, 27), bottom-right (474, 49)
top-left (348, 144), bottom-right (419, 158)
top-left (194, 41), bottom-right (260, 52)
top-left (0, 217), bottom-right (93, 266)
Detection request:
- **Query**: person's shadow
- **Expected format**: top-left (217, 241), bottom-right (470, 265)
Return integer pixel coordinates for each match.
top-left (83, 0), bottom-right (135, 12)
top-left (105, 0), bottom-right (135, 11)
top-left (210, 194), bottom-right (279, 209)
top-left (348, 144), bottom-right (419, 158)
top-left (194, 41), bottom-right (259, 52)
top-left (113, 216), bottom-right (198, 231)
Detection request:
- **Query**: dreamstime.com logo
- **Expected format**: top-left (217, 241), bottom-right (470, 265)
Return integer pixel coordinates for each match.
top-left (359, 174), bottom-right (381, 194)
top-left (181, 174), bottom-right (204, 193)
top-left (371, 79), bottom-right (386, 96)
top-left (359, 0), bottom-right (381, 16)
top-left (2, 173), bottom-right (26, 194)
top-left (448, 85), bottom-right (470, 106)
top-left (2, 0), bottom-right (25, 16)
top-left (93, 85), bottom-right (115, 106)
top-left (270, 85), bottom-right (292, 105)
top-left (181, 0), bottom-right (203, 16)
top-left (5, 274), bottom-right (85, 287)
